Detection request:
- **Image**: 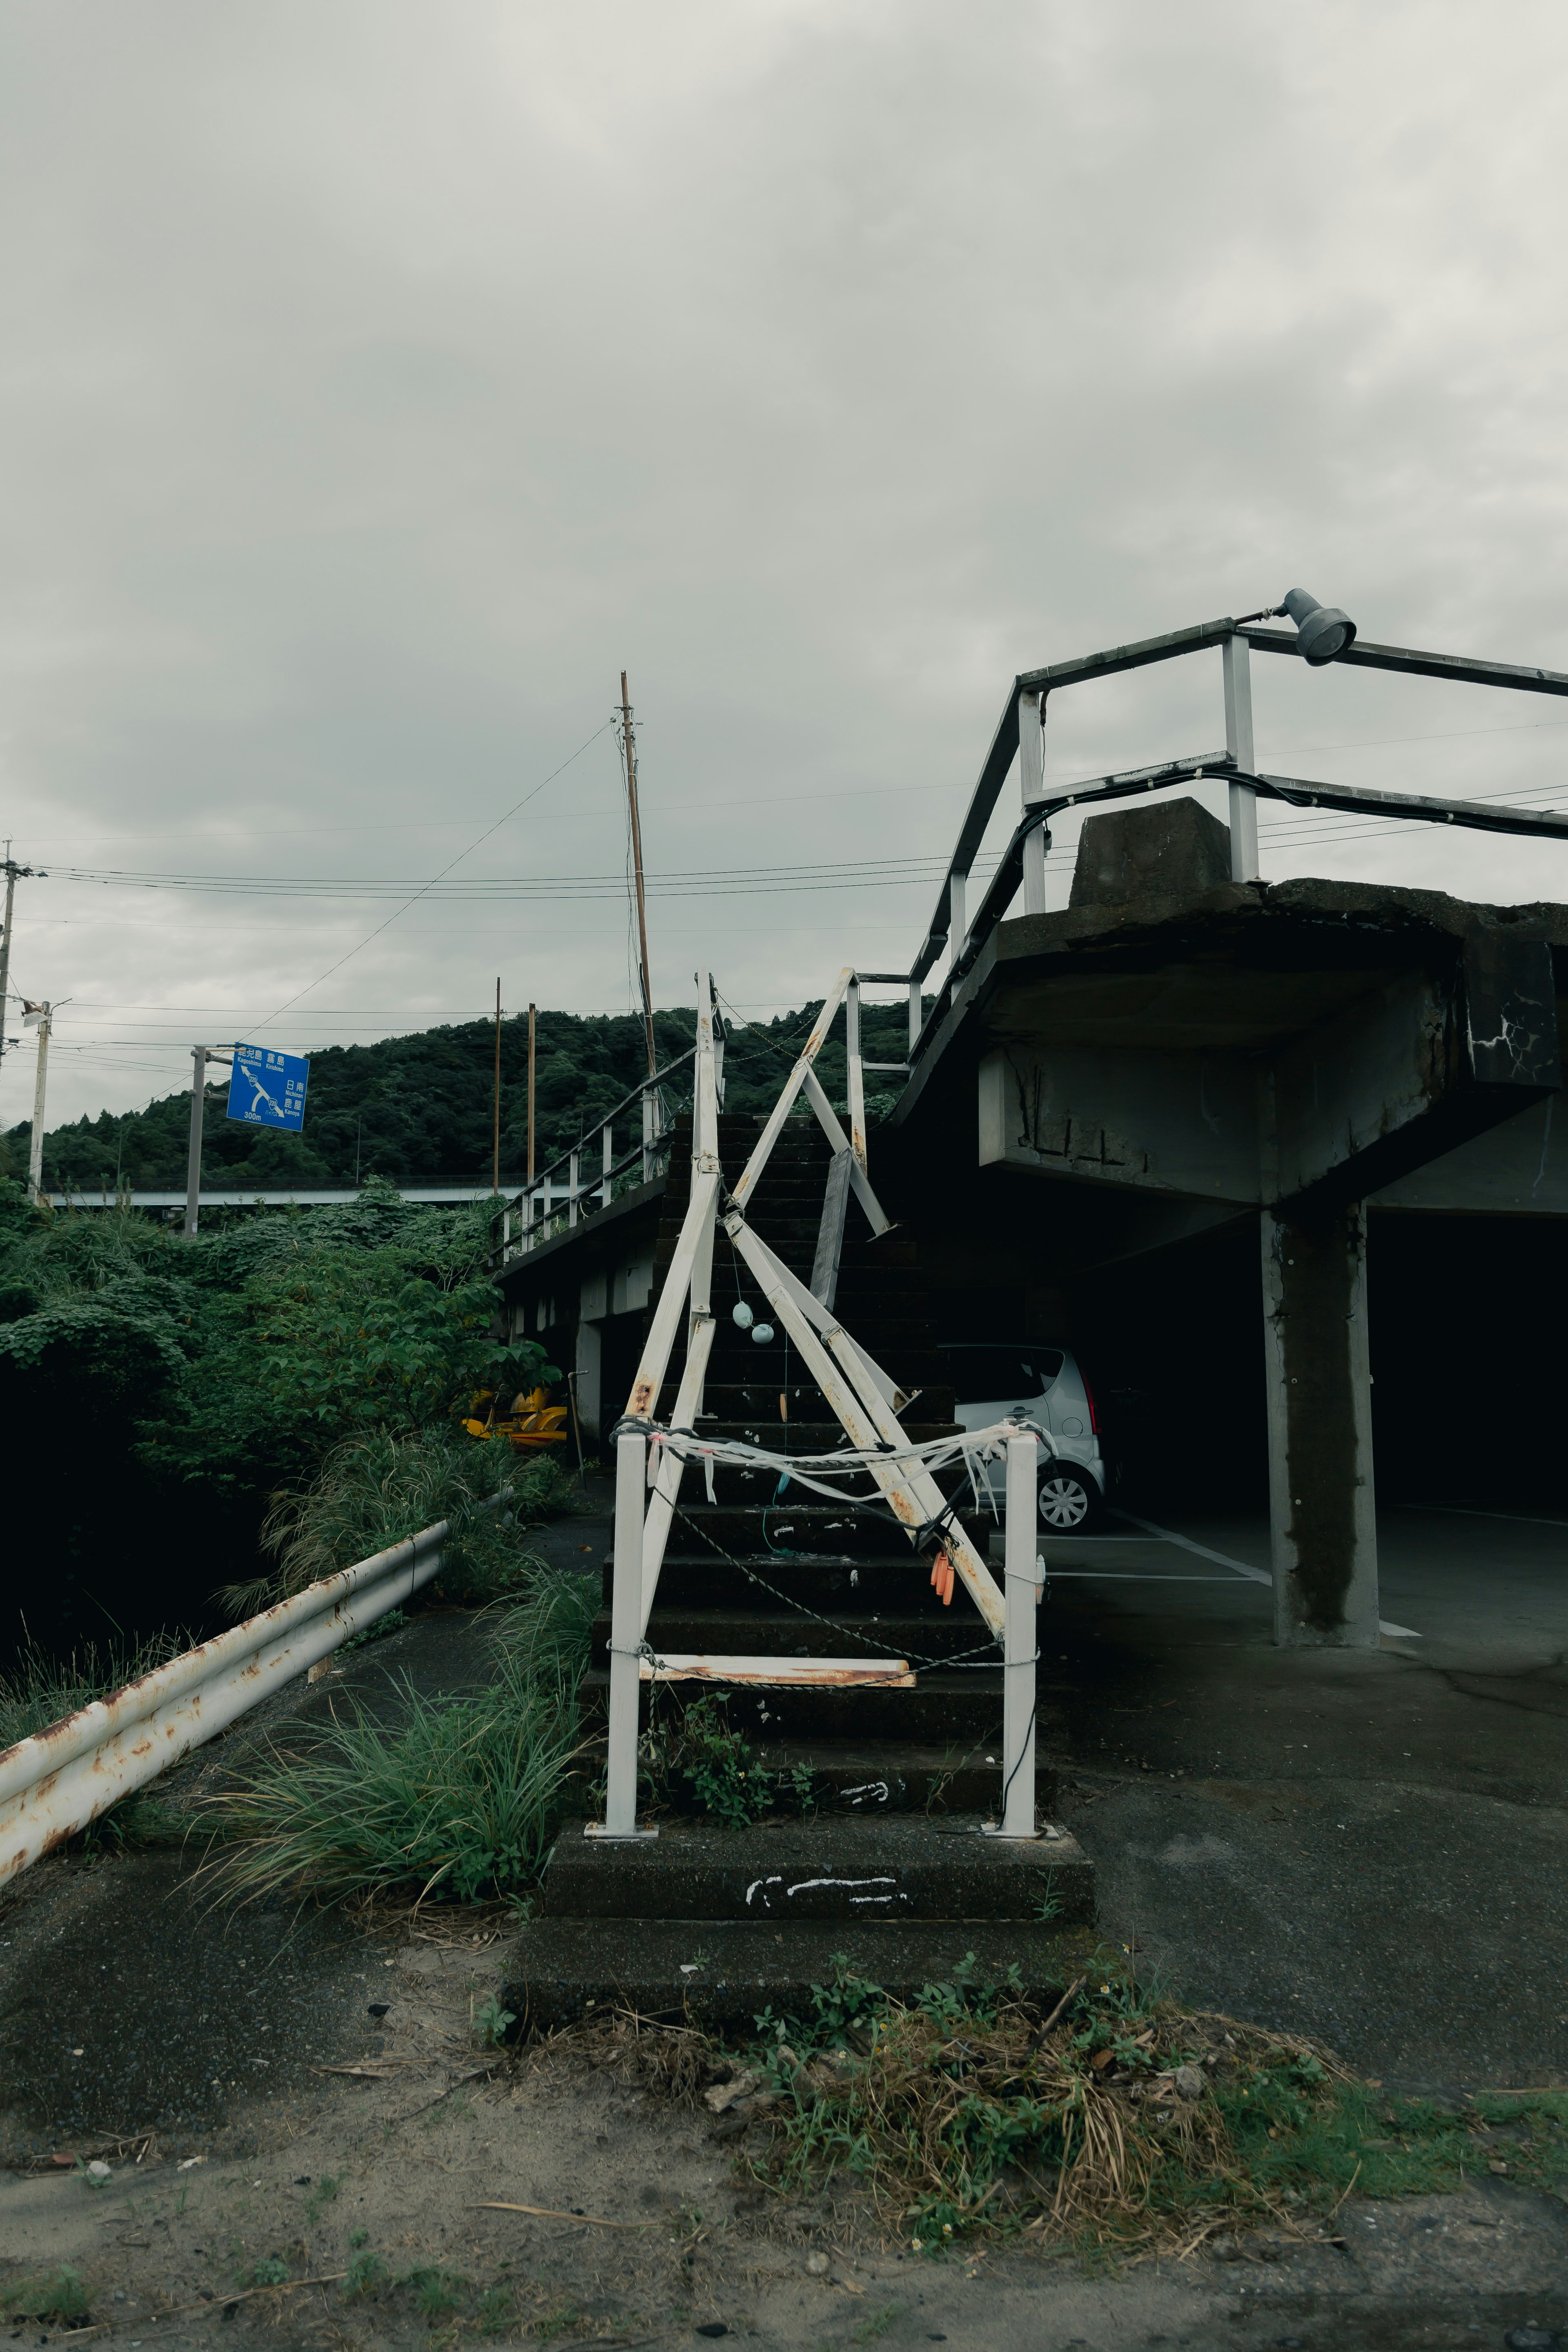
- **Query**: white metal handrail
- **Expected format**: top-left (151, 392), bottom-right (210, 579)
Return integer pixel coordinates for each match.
top-left (590, 967), bottom-right (1024, 1844)
top-left (0, 1506), bottom-right (495, 1885)
top-left (491, 1044), bottom-right (699, 1268)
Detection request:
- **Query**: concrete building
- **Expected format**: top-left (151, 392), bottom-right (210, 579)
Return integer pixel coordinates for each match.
top-left (494, 599), bottom-right (1568, 1655)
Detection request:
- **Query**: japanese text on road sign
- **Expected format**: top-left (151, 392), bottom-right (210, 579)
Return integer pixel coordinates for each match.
top-left (227, 1043), bottom-right (309, 1132)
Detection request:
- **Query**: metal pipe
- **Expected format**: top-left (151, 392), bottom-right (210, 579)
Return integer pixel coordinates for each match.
top-left (1018, 691), bottom-right (1047, 915)
top-left (984, 1433), bottom-right (1040, 1840)
top-left (845, 976), bottom-right (866, 1168)
top-left (0, 1517), bottom-right (470, 1882)
top-left (591, 1430), bottom-right (654, 1841)
top-left (1223, 633), bottom-right (1259, 883)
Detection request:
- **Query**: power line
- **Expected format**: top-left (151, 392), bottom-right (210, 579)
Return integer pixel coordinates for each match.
top-left (249, 717), bottom-right (616, 1031)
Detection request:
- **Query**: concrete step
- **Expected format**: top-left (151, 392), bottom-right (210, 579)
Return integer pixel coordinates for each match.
top-left (621, 1503), bottom-right (984, 1560)
top-left (618, 1450), bottom-right (971, 1508)
top-left (535, 1813), bottom-right (1094, 1925)
top-left (575, 1737), bottom-right (1056, 1817)
top-left (593, 1609), bottom-right (1004, 1668)
top-left (499, 1915), bottom-right (1096, 2034)
top-left (582, 1665), bottom-right (1009, 1742)
top-left (624, 1552), bottom-right (1002, 1613)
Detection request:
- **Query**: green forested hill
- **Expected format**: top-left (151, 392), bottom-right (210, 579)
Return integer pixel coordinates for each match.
top-left (0, 997), bottom-right (925, 1194)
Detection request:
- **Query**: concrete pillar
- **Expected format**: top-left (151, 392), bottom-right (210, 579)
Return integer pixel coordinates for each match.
top-left (1261, 1204), bottom-right (1379, 1648)
top-left (575, 1317), bottom-right (603, 1448)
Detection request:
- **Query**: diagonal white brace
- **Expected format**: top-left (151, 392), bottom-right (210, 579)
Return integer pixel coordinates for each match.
top-left (800, 1069), bottom-right (892, 1235)
top-left (724, 1209), bottom-right (1004, 1637)
top-left (730, 969), bottom-right (853, 1209)
top-left (728, 1214), bottom-right (913, 1412)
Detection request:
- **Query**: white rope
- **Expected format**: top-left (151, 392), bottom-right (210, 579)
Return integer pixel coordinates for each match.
top-left (632, 1415), bottom-right (1051, 1520)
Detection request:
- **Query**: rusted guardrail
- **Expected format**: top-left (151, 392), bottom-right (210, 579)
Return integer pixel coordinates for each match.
top-left (0, 1512), bottom-right (474, 1885)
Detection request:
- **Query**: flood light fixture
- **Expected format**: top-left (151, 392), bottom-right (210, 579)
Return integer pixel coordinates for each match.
top-left (1280, 586), bottom-right (1357, 666)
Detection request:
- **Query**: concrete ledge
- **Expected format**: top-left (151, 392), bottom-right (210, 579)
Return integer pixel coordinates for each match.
top-left (500, 1916), bottom-right (1101, 2035)
top-left (536, 1814), bottom-right (1094, 1924)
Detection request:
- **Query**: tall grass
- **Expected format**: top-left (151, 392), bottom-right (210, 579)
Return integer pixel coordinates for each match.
top-left (0, 1630), bottom-right (188, 1753)
top-left (218, 1426), bottom-right (580, 1617)
top-left (203, 1572), bottom-right (595, 1908)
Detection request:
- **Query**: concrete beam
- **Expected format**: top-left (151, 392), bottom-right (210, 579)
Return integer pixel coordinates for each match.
top-left (978, 936), bottom-right (1560, 1219)
top-left (1371, 1093), bottom-right (1567, 1214)
top-left (1262, 1204), bottom-right (1379, 1649)
top-left (1273, 935), bottom-right (1561, 1216)
top-left (979, 1045), bottom-right (1260, 1203)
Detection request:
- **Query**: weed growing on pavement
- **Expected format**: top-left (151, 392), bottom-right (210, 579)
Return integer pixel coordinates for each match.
top-left (237, 2256), bottom-right (291, 2288)
top-left (2, 2267), bottom-right (89, 2324)
top-left (201, 1605), bottom-right (586, 1907)
top-left (342, 2252), bottom-right (388, 2298)
top-left (474, 1994), bottom-right (518, 2047)
top-left (581, 1951), bottom-right (1568, 2261)
top-left (305, 2174), bottom-right (341, 2225)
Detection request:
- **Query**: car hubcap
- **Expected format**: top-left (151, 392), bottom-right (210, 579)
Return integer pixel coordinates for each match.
top-left (1038, 1477), bottom-right (1088, 1529)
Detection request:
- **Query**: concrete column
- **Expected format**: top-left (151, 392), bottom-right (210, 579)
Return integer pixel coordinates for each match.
top-left (574, 1317), bottom-right (603, 1447)
top-left (1261, 1204), bottom-right (1379, 1648)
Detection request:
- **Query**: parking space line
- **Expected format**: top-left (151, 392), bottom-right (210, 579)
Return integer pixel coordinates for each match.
top-left (1113, 1509), bottom-right (1421, 1638)
top-left (1111, 1510), bottom-right (1272, 1583)
top-left (1397, 1504), bottom-right (1568, 1530)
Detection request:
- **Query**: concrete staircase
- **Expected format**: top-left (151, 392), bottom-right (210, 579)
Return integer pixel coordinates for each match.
top-left (504, 1115), bottom-right (1096, 2031)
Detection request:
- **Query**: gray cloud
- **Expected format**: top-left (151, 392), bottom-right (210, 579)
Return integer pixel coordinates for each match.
top-left (2, 0), bottom-right (1566, 1125)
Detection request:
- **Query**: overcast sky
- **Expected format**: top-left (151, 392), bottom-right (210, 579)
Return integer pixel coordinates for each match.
top-left (3, 0), bottom-right (1568, 1134)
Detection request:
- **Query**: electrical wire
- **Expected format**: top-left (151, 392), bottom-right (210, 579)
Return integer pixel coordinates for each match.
top-left (249, 717), bottom-right (616, 1030)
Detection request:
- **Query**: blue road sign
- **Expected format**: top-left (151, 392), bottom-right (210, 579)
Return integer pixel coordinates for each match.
top-left (227, 1043), bottom-right (310, 1131)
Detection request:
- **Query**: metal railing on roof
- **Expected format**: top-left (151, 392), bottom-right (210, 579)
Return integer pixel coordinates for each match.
top-left (880, 606), bottom-right (1568, 1074)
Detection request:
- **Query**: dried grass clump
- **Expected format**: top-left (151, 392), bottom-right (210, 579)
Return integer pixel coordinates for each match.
top-left (561, 1956), bottom-right (1384, 2259)
top-left (762, 1977), bottom-right (1345, 2255)
top-left (552, 2007), bottom-right (717, 2110)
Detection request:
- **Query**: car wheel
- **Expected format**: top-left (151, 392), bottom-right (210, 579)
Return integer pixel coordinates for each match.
top-left (1036, 1466), bottom-right (1099, 1532)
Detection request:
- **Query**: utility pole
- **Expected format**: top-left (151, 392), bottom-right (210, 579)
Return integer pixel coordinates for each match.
top-left (527, 1003), bottom-right (537, 1187)
top-left (183, 1045), bottom-right (232, 1238)
top-left (184, 1047), bottom-right (208, 1237)
top-left (24, 1002), bottom-right (51, 1205)
top-left (492, 978), bottom-right (502, 1195)
top-left (619, 673), bottom-right (657, 1078)
top-left (0, 845), bottom-right (38, 1080)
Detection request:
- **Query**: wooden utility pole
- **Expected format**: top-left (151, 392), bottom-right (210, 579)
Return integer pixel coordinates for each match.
top-left (527, 1003), bottom-right (537, 1185)
top-left (619, 672), bottom-right (657, 1077)
top-left (492, 979), bottom-right (503, 1194)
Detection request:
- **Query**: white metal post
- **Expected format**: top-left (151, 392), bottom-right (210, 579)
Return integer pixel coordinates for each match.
top-left (845, 976), bottom-right (867, 1168)
top-left (985, 1432), bottom-right (1040, 1839)
top-left (1019, 690), bottom-right (1047, 916)
top-left (601, 1121), bottom-right (613, 1207)
top-left (25, 1008), bottom-right (51, 1205)
top-left (908, 977), bottom-right (922, 1054)
top-left (948, 872), bottom-right (967, 977)
top-left (641, 1083), bottom-right (654, 1181)
top-left (589, 1430), bottom-right (657, 1840)
top-left (568, 1146), bottom-right (580, 1227)
top-left (1224, 633), bottom-right (1259, 884)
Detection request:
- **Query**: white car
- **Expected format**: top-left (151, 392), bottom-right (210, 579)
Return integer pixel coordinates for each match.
top-left (938, 1342), bottom-right (1107, 1531)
